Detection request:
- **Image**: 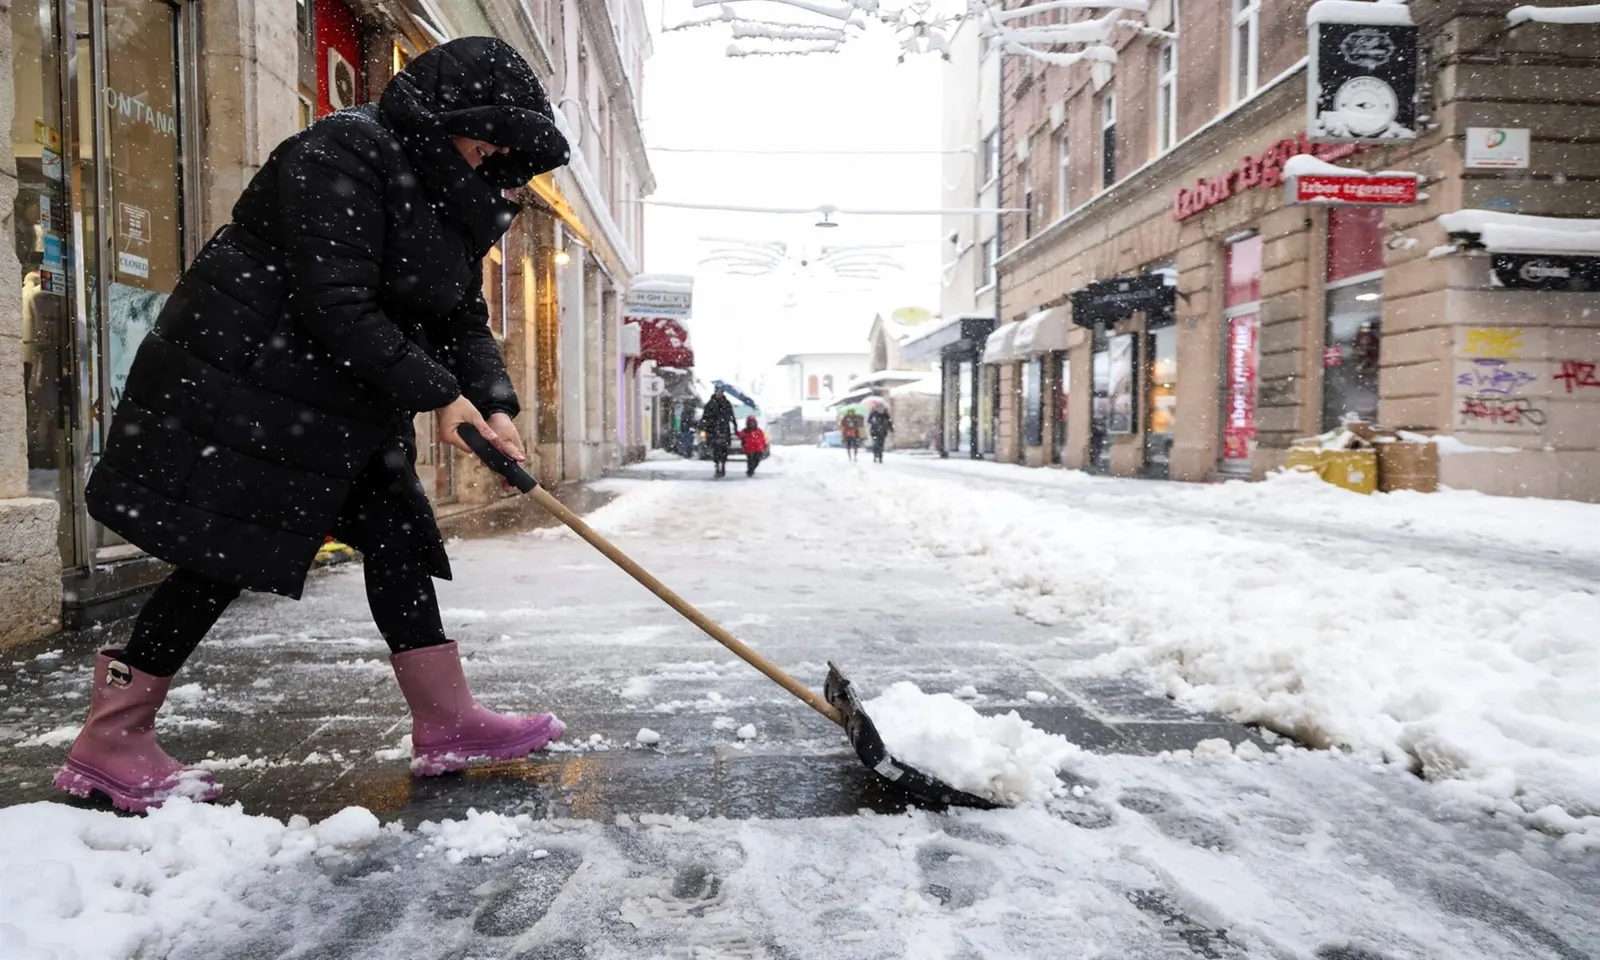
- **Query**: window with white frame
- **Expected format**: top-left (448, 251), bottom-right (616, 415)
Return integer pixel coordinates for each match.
top-left (1056, 128), bottom-right (1070, 216)
top-left (1100, 93), bottom-right (1117, 189)
top-left (1232, 0), bottom-right (1260, 103)
top-left (983, 235), bottom-right (999, 289)
top-left (982, 128), bottom-right (1000, 186)
top-left (1156, 41), bottom-right (1178, 154)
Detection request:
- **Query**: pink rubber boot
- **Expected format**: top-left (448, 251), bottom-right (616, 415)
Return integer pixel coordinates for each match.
top-left (53, 651), bottom-right (221, 812)
top-left (391, 641), bottom-right (565, 776)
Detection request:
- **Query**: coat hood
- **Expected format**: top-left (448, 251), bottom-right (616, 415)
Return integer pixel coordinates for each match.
top-left (382, 36), bottom-right (569, 188)
top-left (379, 37), bottom-right (568, 256)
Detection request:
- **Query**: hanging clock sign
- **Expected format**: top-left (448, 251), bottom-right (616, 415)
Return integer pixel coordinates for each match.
top-left (1307, 1), bottom-right (1419, 144)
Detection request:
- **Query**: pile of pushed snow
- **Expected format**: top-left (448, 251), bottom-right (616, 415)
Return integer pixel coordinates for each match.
top-left (863, 682), bottom-right (1082, 806)
top-left (838, 460), bottom-right (1600, 832)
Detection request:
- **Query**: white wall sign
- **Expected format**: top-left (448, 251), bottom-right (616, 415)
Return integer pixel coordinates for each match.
top-left (117, 251), bottom-right (150, 278)
top-left (1464, 128), bottom-right (1531, 169)
top-left (624, 287), bottom-right (692, 319)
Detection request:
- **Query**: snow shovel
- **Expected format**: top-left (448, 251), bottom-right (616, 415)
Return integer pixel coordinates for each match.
top-left (458, 425), bottom-right (997, 810)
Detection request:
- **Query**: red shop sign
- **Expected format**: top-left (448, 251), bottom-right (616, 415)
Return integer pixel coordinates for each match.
top-left (1173, 133), bottom-right (1364, 222)
top-left (1290, 174), bottom-right (1417, 206)
top-left (1223, 314), bottom-right (1259, 461)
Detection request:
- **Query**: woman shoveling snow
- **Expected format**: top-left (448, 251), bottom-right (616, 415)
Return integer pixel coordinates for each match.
top-left (55, 38), bottom-right (571, 813)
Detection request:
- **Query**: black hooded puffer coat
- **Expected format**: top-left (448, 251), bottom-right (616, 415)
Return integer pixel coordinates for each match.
top-left (85, 37), bottom-right (568, 598)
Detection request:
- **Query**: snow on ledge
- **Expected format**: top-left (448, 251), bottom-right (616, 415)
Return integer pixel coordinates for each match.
top-left (1281, 155), bottom-right (1421, 179)
top-left (1437, 209), bottom-right (1600, 255)
top-left (1508, 2), bottom-right (1600, 25)
top-left (1307, 0), bottom-right (1415, 26)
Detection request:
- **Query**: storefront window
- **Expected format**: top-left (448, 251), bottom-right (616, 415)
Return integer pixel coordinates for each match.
top-left (1052, 351), bottom-right (1068, 464)
top-left (961, 360), bottom-right (977, 454)
top-left (1022, 358), bottom-right (1044, 447)
top-left (1323, 208), bottom-right (1385, 430)
top-left (1222, 234), bottom-right (1263, 474)
top-left (11, 1), bottom-right (71, 515)
top-left (1145, 322), bottom-right (1177, 472)
top-left (103, 0), bottom-right (185, 420)
top-left (1090, 327), bottom-right (1111, 473)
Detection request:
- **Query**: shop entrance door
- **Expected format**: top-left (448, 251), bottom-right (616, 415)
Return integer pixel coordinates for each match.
top-left (10, 0), bottom-right (196, 598)
top-left (1051, 351), bottom-right (1068, 465)
top-left (1220, 234), bottom-right (1263, 477)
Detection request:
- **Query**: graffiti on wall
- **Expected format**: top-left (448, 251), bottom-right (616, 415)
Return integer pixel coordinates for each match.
top-left (1463, 327), bottom-right (1525, 359)
top-left (1455, 328), bottom-right (1546, 430)
top-left (1554, 359), bottom-right (1600, 393)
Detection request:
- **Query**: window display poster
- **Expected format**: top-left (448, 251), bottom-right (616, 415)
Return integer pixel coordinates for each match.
top-left (1107, 333), bottom-right (1137, 435)
top-left (1224, 313), bottom-right (1259, 461)
top-left (104, 0), bottom-right (182, 412)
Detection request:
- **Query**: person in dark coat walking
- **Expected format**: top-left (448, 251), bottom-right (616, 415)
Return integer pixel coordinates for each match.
top-left (700, 386), bottom-right (739, 478)
top-left (56, 38), bottom-right (571, 812)
top-left (868, 405), bottom-right (894, 464)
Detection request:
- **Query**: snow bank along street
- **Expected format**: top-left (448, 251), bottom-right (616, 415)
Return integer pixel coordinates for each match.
top-left (2, 451), bottom-right (1597, 958)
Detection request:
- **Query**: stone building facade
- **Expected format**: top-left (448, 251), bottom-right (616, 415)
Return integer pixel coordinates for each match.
top-left (0, 0), bottom-right (654, 648)
top-left (988, 0), bottom-right (1600, 500)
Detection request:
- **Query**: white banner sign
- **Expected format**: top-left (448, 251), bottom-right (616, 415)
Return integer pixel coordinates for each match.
top-left (624, 286), bottom-right (692, 320)
top-left (1464, 128), bottom-right (1530, 169)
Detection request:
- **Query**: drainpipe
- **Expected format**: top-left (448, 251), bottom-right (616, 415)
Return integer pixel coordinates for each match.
top-left (987, 51), bottom-right (1005, 461)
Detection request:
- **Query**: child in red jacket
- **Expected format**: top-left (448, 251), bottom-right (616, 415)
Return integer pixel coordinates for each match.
top-left (738, 416), bottom-right (769, 477)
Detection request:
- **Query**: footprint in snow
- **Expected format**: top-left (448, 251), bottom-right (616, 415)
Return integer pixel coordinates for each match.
top-left (916, 842), bottom-right (1000, 910)
top-left (1116, 786), bottom-right (1234, 852)
top-left (471, 846), bottom-right (585, 937)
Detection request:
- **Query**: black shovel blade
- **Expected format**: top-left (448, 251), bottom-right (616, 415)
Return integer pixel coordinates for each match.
top-left (824, 662), bottom-right (999, 810)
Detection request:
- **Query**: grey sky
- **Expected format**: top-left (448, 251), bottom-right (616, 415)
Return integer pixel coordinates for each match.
top-left (640, 1), bottom-right (956, 399)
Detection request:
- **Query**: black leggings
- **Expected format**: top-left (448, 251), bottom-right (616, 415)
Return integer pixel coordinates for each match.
top-left (122, 553), bottom-right (448, 677)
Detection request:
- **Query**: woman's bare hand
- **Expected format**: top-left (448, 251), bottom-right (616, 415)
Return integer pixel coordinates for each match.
top-left (435, 395), bottom-right (496, 455)
top-left (485, 411), bottom-right (526, 462)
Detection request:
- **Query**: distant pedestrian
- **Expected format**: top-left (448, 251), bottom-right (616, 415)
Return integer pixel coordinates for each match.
top-left (738, 416), bottom-right (769, 477)
top-left (839, 410), bottom-right (864, 463)
top-left (868, 406), bottom-right (893, 464)
top-left (701, 386), bottom-right (740, 478)
top-left (53, 38), bottom-right (571, 813)
top-left (678, 401), bottom-right (699, 458)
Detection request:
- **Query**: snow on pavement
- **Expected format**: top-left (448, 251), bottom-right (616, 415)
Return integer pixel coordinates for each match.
top-left (4, 745), bottom-right (1597, 960)
top-left (835, 454), bottom-right (1600, 836)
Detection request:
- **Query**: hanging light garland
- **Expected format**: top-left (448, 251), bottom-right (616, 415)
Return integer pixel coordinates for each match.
top-left (668, 0), bottom-right (1153, 64)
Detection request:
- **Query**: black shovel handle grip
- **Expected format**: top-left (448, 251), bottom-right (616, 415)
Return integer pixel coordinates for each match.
top-left (457, 423), bottom-right (539, 493)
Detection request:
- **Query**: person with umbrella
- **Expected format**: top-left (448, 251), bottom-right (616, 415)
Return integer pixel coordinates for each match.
top-left (54, 38), bottom-right (571, 812)
top-left (867, 398), bottom-right (894, 464)
top-left (700, 385), bottom-right (740, 478)
top-left (838, 406), bottom-right (866, 463)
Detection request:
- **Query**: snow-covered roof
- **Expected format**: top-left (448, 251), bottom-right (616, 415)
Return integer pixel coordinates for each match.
top-left (1508, 2), bottom-right (1600, 25)
top-left (629, 274), bottom-right (694, 294)
top-left (1281, 155), bottom-right (1421, 179)
top-left (889, 375), bottom-right (941, 397)
top-left (1307, 0), bottom-right (1415, 26)
top-left (847, 370), bottom-right (932, 390)
top-left (1437, 210), bottom-right (1600, 256)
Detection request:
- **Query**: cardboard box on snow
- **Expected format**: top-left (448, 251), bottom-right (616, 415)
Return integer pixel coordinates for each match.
top-left (1285, 448), bottom-right (1379, 495)
top-left (1377, 440), bottom-right (1439, 493)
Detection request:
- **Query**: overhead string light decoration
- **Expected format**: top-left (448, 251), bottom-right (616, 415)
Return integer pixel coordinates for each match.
top-left (672, 0), bottom-right (1153, 64)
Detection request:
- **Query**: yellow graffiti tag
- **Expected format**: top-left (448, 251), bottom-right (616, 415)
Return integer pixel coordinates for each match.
top-left (1464, 328), bottom-right (1524, 358)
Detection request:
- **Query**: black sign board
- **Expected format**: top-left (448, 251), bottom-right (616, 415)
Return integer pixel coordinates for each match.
top-left (1070, 275), bottom-right (1175, 327)
top-left (1491, 253), bottom-right (1600, 292)
top-left (1309, 20), bottom-right (1419, 143)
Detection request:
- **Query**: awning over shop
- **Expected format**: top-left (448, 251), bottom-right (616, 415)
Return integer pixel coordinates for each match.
top-left (900, 314), bottom-right (997, 364)
top-left (1012, 307), bottom-right (1072, 356)
top-left (982, 323), bottom-right (1021, 364)
top-left (631, 317), bottom-right (694, 369)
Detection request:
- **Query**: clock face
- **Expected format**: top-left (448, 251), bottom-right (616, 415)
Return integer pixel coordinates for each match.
top-left (1333, 77), bottom-right (1399, 137)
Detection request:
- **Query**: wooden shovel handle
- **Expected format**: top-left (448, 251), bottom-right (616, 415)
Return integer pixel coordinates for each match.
top-left (453, 425), bottom-right (843, 727)
top-left (527, 485), bottom-right (845, 727)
